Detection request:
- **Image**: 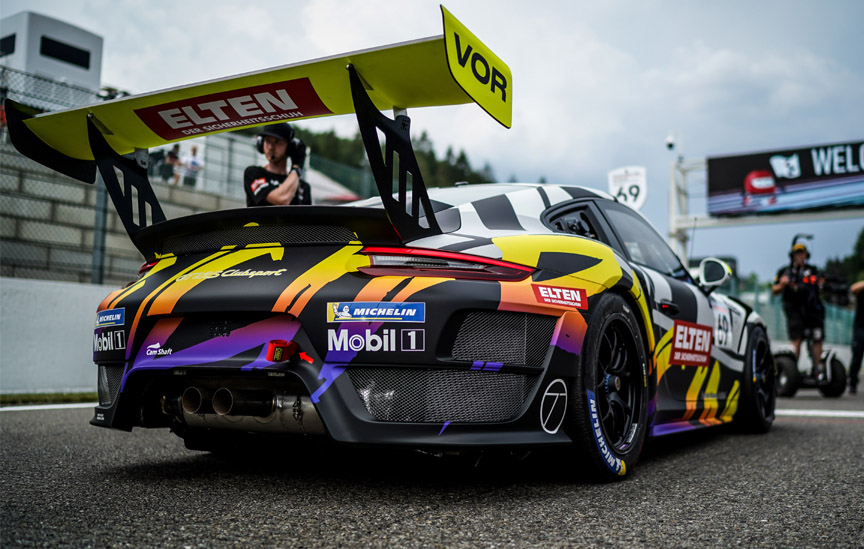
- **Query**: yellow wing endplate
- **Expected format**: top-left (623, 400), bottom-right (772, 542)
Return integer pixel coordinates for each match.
top-left (441, 6), bottom-right (512, 129)
top-left (15, 6), bottom-right (511, 164)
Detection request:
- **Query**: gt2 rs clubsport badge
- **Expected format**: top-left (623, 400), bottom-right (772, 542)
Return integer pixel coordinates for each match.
top-left (532, 285), bottom-right (587, 310)
top-left (135, 78), bottom-right (332, 140)
top-left (670, 320), bottom-right (713, 367)
top-left (327, 302), bottom-right (425, 323)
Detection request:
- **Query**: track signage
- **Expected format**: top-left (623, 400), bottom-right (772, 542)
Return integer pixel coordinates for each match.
top-left (707, 140), bottom-right (864, 216)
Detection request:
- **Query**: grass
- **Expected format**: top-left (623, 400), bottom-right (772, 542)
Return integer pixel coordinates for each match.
top-left (0, 392), bottom-right (98, 405)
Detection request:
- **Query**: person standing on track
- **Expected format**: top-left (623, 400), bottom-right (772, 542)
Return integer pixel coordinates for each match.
top-left (772, 241), bottom-right (826, 375)
top-left (849, 280), bottom-right (864, 395)
top-left (243, 123), bottom-right (311, 206)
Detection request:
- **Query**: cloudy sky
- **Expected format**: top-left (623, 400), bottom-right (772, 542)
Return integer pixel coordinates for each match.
top-left (2, 0), bottom-right (862, 280)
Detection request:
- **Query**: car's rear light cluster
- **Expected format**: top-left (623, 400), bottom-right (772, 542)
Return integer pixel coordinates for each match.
top-left (359, 247), bottom-right (534, 281)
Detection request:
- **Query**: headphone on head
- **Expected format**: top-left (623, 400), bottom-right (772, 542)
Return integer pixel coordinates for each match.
top-left (255, 123), bottom-right (295, 154)
top-left (790, 244), bottom-right (810, 260)
top-left (789, 234), bottom-right (812, 260)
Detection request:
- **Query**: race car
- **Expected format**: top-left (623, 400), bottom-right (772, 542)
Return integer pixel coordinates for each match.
top-left (5, 6), bottom-right (775, 480)
top-left (742, 169), bottom-right (778, 207)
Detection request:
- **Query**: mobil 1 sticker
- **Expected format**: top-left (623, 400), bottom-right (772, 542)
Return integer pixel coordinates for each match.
top-left (94, 328), bottom-right (126, 352)
top-left (327, 328), bottom-right (425, 352)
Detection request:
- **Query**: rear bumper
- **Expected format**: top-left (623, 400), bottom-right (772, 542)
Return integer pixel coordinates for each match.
top-left (92, 324), bottom-right (581, 449)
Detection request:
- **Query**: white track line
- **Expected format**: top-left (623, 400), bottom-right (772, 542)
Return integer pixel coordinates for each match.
top-left (776, 409), bottom-right (864, 419)
top-left (1, 403), bottom-right (862, 418)
top-left (0, 402), bottom-right (98, 412)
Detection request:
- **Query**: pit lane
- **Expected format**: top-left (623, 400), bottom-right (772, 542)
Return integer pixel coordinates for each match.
top-left (2, 392), bottom-right (862, 547)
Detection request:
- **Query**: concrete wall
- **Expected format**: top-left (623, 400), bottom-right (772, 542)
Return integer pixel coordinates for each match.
top-left (0, 277), bottom-right (112, 394)
top-left (1, 139), bottom-right (244, 286)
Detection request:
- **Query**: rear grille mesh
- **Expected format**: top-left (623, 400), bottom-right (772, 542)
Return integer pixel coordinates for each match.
top-left (348, 368), bottom-right (537, 423)
top-left (160, 225), bottom-right (357, 255)
top-left (98, 364), bottom-right (125, 406)
top-left (451, 311), bottom-right (556, 366)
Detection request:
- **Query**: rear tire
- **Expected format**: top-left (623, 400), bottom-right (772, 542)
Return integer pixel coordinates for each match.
top-left (775, 352), bottom-right (800, 397)
top-left (569, 293), bottom-right (649, 481)
top-left (734, 326), bottom-right (775, 433)
top-left (817, 356), bottom-right (847, 398)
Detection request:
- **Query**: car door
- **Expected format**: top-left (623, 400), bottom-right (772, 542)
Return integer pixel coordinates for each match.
top-left (594, 202), bottom-right (717, 421)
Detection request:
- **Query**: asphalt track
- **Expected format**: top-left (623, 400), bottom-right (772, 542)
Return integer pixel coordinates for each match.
top-left (2, 391), bottom-right (862, 548)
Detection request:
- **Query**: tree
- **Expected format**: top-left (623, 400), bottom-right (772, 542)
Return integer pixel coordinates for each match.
top-left (823, 226), bottom-right (864, 306)
top-left (293, 125), bottom-right (496, 192)
top-left (825, 226), bottom-right (864, 283)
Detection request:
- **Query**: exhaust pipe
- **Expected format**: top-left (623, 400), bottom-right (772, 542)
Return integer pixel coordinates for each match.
top-left (181, 387), bottom-right (214, 415)
top-left (212, 388), bottom-right (274, 417)
top-left (181, 392), bottom-right (325, 435)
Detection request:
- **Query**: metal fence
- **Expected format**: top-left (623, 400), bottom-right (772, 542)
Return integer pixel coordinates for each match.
top-left (0, 65), bottom-right (102, 112)
top-left (738, 288), bottom-right (854, 346)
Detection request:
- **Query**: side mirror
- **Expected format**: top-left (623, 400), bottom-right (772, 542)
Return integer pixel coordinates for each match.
top-left (698, 257), bottom-right (732, 293)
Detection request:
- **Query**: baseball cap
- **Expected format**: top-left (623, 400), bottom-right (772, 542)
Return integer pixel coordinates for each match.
top-left (792, 243), bottom-right (808, 254)
top-left (259, 123), bottom-right (295, 143)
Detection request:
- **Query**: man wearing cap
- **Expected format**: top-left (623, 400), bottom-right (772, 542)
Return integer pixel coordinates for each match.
top-left (244, 123), bottom-right (311, 206)
top-left (772, 242), bottom-right (826, 371)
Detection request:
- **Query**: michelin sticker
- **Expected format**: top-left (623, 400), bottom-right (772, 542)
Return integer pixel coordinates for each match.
top-left (327, 302), bottom-right (425, 323)
top-left (96, 308), bottom-right (125, 328)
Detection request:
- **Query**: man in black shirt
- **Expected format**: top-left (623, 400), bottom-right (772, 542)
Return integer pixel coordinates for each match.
top-left (244, 123), bottom-right (311, 206)
top-left (849, 280), bottom-right (864, 395)
top-left (772, 242), bottom-right (825, 372)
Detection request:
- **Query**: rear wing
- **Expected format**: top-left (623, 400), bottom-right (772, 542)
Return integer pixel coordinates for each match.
top-left (5, 5), bottom-right (511, 248)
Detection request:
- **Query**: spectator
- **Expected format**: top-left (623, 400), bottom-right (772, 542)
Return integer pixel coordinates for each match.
top-left (850, 280), bottom-right (864, 395)
top-left (244, 123), bottom-right (310, 206)
top-left (162, 144), bottom-right (180, 184)
top-left (181, 145), bottom-right (204, 187)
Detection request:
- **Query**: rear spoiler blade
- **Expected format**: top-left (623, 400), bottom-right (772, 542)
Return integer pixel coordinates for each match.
top-left (5, 5), bottom-right (511, 251)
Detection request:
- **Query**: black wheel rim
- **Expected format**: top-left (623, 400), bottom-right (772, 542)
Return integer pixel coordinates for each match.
top-left (593, 317), bottom-right (642, 452)
top-left (752, 337), bottom-right (775, 417)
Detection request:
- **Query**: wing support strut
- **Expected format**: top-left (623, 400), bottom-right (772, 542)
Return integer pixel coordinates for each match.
top-left (86, 116), bottom-right (167, 239)
top-left (347, 65), bottom-right (442, 242)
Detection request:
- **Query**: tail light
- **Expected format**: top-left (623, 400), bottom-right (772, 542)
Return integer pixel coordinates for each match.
top-left (359, 247), bottom-right (534, 281)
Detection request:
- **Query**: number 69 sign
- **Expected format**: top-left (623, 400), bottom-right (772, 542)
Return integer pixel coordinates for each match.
top-left (607, 166), bottom-right (647, 210)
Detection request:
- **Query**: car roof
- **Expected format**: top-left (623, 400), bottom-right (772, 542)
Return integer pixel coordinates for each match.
top-left (350, 183), bottom-right (613, 210)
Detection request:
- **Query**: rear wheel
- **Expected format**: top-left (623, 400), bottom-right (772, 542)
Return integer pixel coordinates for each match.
top-left (569, 293), bottom-right (649, 481)
top-left (734, 326), bottom-right (775, 433)
top-left (817, 356), bottom-right (847, 398)
top-left (775, 352), bottom-right (800, 397)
